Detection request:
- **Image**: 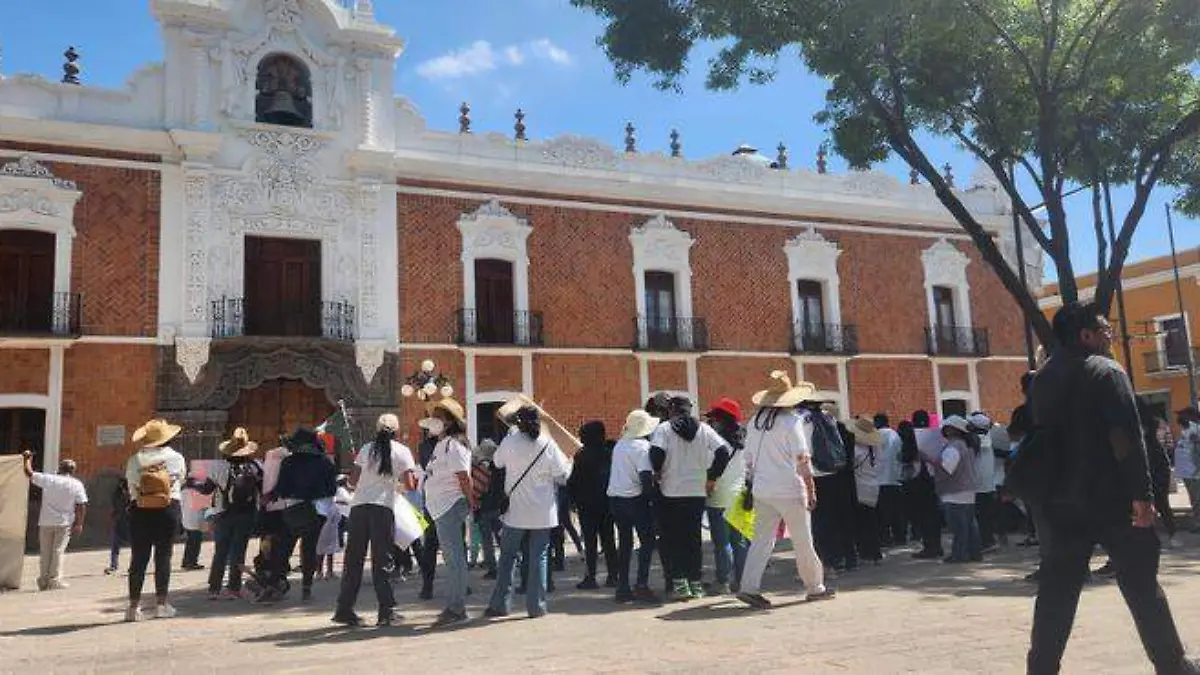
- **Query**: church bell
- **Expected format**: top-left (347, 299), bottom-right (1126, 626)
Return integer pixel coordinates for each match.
top-left (259, 90), bottom-right (307, 127)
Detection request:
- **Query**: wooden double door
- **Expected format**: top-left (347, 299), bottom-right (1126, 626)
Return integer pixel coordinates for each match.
top-left (244, 236), bottom-right (321, 337)
top-left (226, 379), bottom-right (333, 448)
top-left (0, 231), bottom-right (55, 333)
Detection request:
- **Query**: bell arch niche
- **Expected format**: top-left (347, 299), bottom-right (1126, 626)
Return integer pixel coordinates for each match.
top-left (255, 52), bottom-right (313, 128)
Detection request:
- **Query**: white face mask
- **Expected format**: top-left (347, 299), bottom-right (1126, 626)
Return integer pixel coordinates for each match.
top-left (423, 418), bottom-right (446, 437)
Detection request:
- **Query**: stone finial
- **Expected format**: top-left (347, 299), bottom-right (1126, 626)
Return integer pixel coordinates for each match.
top-left (354, 0), bottom-right (375, 20)
top-left (514, 108), bottom-right (527, 142)
top-left (62, 46), bottom-right (81, 85)
top-left (816, 145), bottom-right (828, 174)
top-left (910, 167), bottom-right (920, 185)
top-left (943, 163), bottom-right (955, 188)
top-left (775, 142), bottom-right (789, 170)
top-left (458, 102), bottom-right (471, 134)
top-left (624, 122), bottom-right (637, 153)
top-left (669, 129), bottom-right (682, 158)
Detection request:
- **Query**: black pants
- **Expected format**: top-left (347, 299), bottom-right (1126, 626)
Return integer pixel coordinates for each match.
top-left (659, 496), bottom-right (706, 582)
top-left (578, 506), bottom-right (617, 580)
top-left (854, 502), bottom-right (882, 562)
top-left (976, 491), bottom-right (997, 549)
top-left (877, 484), bottom-right (906, 545)
top-left (611, 496), bottom-right (655, 592)
top-left (336, 504), bottom-right (397, 615)
top-left (182, 528), bottom-right (203, 567)
top-left (904, 477), bottom-right (943, 555)
top-left (274, 512), bottom-right (324, 591)
top-left (1154, 481), bottom-right (1177, 538)
top-left (208, 510), bottom-right (255, 593)
top-left (813, 473), bottom-right (857, 568)
top-left (128, 503), bottom-right (181, 603)
top-left (418, 512), bottom-right (439, 592)
top-left (1029, 521), bottom-right (1185, 674)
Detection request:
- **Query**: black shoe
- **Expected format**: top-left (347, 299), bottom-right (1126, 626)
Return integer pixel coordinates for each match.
top-left (331, 611), bottom-right (363, 627)
top-left (515, 586), bottom-right (526, 595)
top-left (431, 609), bottom-right (468, 628)
top-left (301, 587), bottom-right (313, 602)
top-left (1093, 561), bottom-right (1116, 578)
top-left (604, 576), bottom-right (617, 588)
top-left (377, 608), bottom-right (402, 626)
top-left (633, 586), bottom-right (661, 604)
top-left (1023, 569), bottom-right (1041, 583)
top-left (942, 556), bottom-right (967, 564)
top-left (482, 568), bottom-right (497, 580)
top-left (576, 576), bottom-right (599, 590)
top-left (736, 592), bottom-right (772, 610)
top-left (912, 550), bottom-right (943, 560)
top-left (614, 589), bottom-right (635, 603)
top-left (482, 606), bottom-right (508, 619)
top-left (553, 560), bottom-right (566, 572)
top-left (418, 586), bottom-right (433, 601)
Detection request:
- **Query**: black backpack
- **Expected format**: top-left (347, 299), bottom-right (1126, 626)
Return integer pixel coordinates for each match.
top-left (809, 412), bottom-right (848, 473)
top-left (478, 463), bottom-right (508, 514)
top-left (225, 461), bottom-right (261, 512)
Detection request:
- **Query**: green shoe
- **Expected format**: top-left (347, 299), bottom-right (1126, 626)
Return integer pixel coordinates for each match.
top-left (688, 581), bottom-right (706, 599)
top-left (670, 578), bottom-right (692, 602)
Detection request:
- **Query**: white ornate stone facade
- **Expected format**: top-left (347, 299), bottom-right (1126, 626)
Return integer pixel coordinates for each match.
top-left (0, 156), bottom-right (83, 300)
top-left (784, 228), bottom-right (844, 347)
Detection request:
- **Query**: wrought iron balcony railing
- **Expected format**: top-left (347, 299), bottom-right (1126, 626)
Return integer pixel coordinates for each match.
top-left (456, 309), bottom-right (545, 347)
top-left (633, 316), bottom-right (709, 352)
top-left (211, 297), bottom-right (356, 341)
top-left (791, 322), bottom-right (859, 355)
top-left (1144, 349), bottom-right (1199, 375)
top-left (0, 292), bottom-right (82, 338)
top-left (925, 325), bottom-right (990, 357)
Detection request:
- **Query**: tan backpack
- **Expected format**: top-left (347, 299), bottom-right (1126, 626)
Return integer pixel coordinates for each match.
top-left (137, 463), bottom-right (172, 509)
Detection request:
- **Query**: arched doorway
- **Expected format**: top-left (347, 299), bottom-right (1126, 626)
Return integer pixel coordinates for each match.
top-left (226, 379), bottom-right (334, 448)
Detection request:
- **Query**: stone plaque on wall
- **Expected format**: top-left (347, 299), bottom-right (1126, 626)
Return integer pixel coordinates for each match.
top-left (96, 425), bottom-right (126, 447)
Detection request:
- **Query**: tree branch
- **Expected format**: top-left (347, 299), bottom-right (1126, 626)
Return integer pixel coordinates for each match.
top-left (1102, 151), bottom-right (1172, 311)
top-left (962, 0), bottom-right (1043, 90)
top-left (1053, 0), bottom-right (1123, 91)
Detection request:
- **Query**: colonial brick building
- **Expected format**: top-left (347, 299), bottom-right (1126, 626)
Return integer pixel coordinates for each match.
top-left (0, 0), bottom-right (1037, 536)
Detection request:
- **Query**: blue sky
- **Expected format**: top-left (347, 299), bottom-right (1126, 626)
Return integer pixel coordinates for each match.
top-left (2, 0), bottom-right (1196, 283)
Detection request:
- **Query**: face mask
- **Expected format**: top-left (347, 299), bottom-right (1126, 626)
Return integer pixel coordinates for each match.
top-left (424, 418), bottom-right (446, 437)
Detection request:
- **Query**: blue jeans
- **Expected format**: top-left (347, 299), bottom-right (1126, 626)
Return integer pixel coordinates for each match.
top-left (208, 510), bottom-right (256, 593)
top-left (489, 525), bottom-right (551, 617)
top-left (943, 502), bottom-right (981, 562)
top-left (707, 506), bottom-right (748, 587)
top-left (611, 496), bottom-right (655, 592)
top-left (434, 499), bottom-right (471, 615)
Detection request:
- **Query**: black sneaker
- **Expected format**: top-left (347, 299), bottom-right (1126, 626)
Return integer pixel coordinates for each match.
top-left (482, 606), bottom-right (508, 619)
top-left (912, 549), bottom-right (943, 560)
top-left (331, 611), bottom-right (363, 627)
top-left (604, 576), bottom-right (617, 588)
top-left (377, 608), bottom-right (402, 626)
top-left (1093, 561), bottom-right (1116, 578)
top-left (301, 587), bottom-right (313, 602)
top-left (431, 609), bottom-right (469, 628)
top-left (633, 586), bottom-right (661, 604)
top-left (418, 586), bottom-right (433, 601)
top-left (614, 589), bottom-right (635, 604)
top-left (576, 576), bottom-right (599, 590)
top-left (736, 592), bottom-right (772, 610)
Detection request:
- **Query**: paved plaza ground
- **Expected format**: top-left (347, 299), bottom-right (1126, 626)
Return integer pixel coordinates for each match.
top-left (3, 522), bottom-right (1200, 674)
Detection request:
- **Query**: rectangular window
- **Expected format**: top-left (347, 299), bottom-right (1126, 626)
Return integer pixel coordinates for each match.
top-left (474, 259), bottom-right (515, 344)
top-left (644, 271), bottom-right (677, 350)
top-left (1161, 316), bottom-right (1190, 369)
top-left (0, 231), bottom-right (56, 334)
top-left (244, 236), bottom-right (321, 337)
top-left (933, 286), bottom-right (957, 329)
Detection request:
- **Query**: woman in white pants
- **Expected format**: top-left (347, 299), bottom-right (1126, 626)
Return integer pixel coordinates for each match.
top-left (736, 371), bottom-right (835, 610)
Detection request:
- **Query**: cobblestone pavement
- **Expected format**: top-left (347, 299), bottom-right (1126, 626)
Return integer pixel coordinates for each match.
top-left (3, 528), bottom-right (1200, 674)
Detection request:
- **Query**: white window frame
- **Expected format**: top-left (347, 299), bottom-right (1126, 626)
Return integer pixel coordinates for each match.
top-left (457, 200), bottom-right (533, 344)
top-left (785, 228), bottom-right (842, 352)
top-left (630, 214), bottom-right (695, 348)
top-left (1154, 312), bottom-right (1192, 370)
top-left (0, 156), bottom-right (83, 304)
top-left (921, 239), bottom-right (973, 352)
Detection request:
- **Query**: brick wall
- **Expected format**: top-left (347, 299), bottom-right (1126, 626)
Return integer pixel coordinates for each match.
top-left (938, 363), bottom-right (970, 391)
top-left (532, 354), bottom-right (639, 436)
top-left (803, 363), bottom-right (840, 391)
top-left (838, 231), bottom-right (932, 355)
top-left (848, 359), bottom-right (937, 418)
top-left (646, 359), bottom-right (688, 393)
top-left (475, 354), bottom-right (523, 392)
top-left (59, 344), bottom-right (157, 478)
top-left (397, 196), bottom-right (469, 343)
top-left (968, 247), bottom-right (1025, 356)
top-left (978, 360), bottom-right (1028, 422)
top-left (0, 349), bottom-right (49, 394)
top-left (698, 356), bottom-right (794, 415)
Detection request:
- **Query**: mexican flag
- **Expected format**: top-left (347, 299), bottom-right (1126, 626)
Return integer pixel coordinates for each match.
top-left (317, 408), bottom-right (355, 467)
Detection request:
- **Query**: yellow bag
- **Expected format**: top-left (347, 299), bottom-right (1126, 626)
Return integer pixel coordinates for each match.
top-left (725, 488), bottom-right (756, 541)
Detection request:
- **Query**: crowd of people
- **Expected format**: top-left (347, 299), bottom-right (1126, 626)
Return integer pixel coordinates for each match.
top-left (15, 301), bottom-right (1200, 672)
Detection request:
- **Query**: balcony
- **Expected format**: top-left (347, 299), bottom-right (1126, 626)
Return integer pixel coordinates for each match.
top-left (1144, 349), bottom-right (1198, 376)
top-left (210, 297), bottom-right (356, 341)
top-left (0, 293), bottom-right (82, 338)
top-left (633, 316), bottom-right (709, 352)
top-left (456, 309), bottom-right (544, 347)
top-left (925, 325), bottom-right (990, 357)
top-left (791, 322), bottom-right (859, 355)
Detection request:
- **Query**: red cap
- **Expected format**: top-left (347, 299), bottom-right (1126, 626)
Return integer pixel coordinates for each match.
top-left (708, 397), bottom-right (744, 423)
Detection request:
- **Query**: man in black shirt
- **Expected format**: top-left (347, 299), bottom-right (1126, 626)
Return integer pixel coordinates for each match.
top-left (1028, 302), bottom-right (1196, 674)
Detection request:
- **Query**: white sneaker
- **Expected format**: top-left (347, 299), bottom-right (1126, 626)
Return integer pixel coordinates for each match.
top-left (154, 603), bottom-right (177, 619)
top-left (124, 606), bottom-right (143, 623)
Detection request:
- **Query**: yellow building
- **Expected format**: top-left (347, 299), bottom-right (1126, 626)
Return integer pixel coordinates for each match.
top-left (1040, 248), bottom-right (1200, 423)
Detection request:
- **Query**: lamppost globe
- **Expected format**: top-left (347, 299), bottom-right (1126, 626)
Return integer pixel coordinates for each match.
top-left (440, 385), bottom-right (454, 398)
top-left (421, 359), bottom-right (435, 373)
top-left (422, 382), bottom-right (438, 396)
top-left (400, 384), bottom-right (414, 398)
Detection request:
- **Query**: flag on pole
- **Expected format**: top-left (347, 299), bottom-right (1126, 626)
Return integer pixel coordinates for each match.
top-left (317, 403), bottom-right (355, 465)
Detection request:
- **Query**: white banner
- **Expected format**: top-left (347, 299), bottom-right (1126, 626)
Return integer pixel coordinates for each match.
top-left (0, 456), bottom-right (30, 590)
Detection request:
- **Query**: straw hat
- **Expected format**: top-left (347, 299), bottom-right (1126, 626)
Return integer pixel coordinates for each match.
top-left (622, 409), bottom-right (661, 440)
top-left (132, 418), bottom-right (182, 448)
top-left (429, 397), bottom-right (467, 426)
top-left (846, 416), bottom-right (883, 447)
top-left (751, 370), bottom-right (816, 408)
top-left (219, 427), bottom-right (258, 458)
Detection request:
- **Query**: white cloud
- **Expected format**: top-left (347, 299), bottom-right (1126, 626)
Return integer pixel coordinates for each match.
top-left (416, 38), bottom-right (574, 82)
top-left (527, 38), bottom-right (573, 66)
top-left (415, 40), bottom-right (498, 80)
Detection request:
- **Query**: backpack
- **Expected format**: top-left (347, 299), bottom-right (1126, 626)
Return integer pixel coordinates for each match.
top-left (224, 461), bottom-right (260, 512)
top-left (477, 462), bottom-right (508, 514)
top-left (137, 463), bottom-right (172, 510)
top-left (470, 460), bottom-right (492, 505)
top-left (809, 412), bottom-right (848, 473)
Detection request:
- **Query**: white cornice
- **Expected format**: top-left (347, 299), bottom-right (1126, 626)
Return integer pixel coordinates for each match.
top-left (0, 117), bottom-right (176, 157)
top-left (1038, 263), bottom-right (1200, 309)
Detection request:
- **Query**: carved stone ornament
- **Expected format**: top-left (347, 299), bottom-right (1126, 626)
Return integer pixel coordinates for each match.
top-left (265, 0), bottom-right (304, 27)
top-left (355, 341), bottom-right (387, 384)
top-left (0, 155), bottom-right (77, 190)
top-left (0, 190), bottom-right (58, 216)
top-left (630, 214), bottom-right (693, 267)
top-left (540, 136), bottom-right (620, 170)
top-left (458, 200), bottom-right (532, 261)
top-left (785, 227), bottom-right (841, 279)
top-left (841, 170), bottom-right (898, 199)
top-left (176, 337), bottom-right (212, 384)
top-left (692, 155), bottom-right (768, 183)
top-left (922, 238), bottom-right (970, 286)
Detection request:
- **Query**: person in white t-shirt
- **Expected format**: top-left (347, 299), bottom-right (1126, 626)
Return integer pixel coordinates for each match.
top-left (737, 371), bottom-right (833, 610)
top-left (848, 417), bottom-right (883, 564)
top-left (968, 413), bottom-right (999, 553)
top-left (332, 413), bottom-right (416, 627)
top-left (420, 398), bottom-right (476, 628)
top-left (649, 395), bottom-right (733, 602)
top-left (1175, 407), bottom-right (1200, 530)
top-left (703, 398), bottom-right (748, 595)
top-left (931, 416), bottom-right (981, 564)
top-left (873, 414), bottom-right (907, 547)
top-left (606, 409), bottom-right (661, 604)
top-left (124, 418), bottom-right (188, 622)
top-left (22, 451), bottom-right (87, 592)
top-left (485, 405), bottom-right (572, 619)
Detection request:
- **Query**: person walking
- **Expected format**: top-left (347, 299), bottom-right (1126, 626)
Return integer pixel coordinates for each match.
top-left (847, 417), bottom-right (883, 564)
top-left (1027, 302), bottom-right (1199, 675)
top-left (874, 414), bottom-right (906, 547)
top-left (650, 395), bottom-right (733, 602)
top-left (421, 398), bottom-right (476, 628)
top-left (569, 421), bottom-right (617, 589)
top-left (607, 409), bottom-right (661, 604)
top-left (188, 427), bottom-right (263, 600)
top-left (484, 405), bottom-right (572, 619)
top-left (704, 398), bottom-right (748, 594)
top-left (124, 418), bottom-right (188, 621)
top-left (21, 451), bottom-right (87, 591)
top-left (332, 414), bottom-right (417, 627)
top-left (737, 371), bottom-right (833, 610)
